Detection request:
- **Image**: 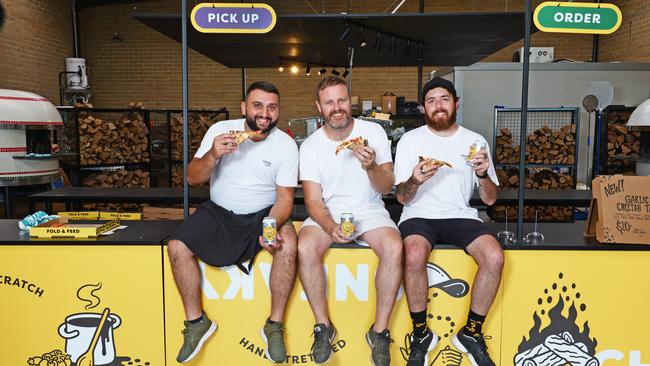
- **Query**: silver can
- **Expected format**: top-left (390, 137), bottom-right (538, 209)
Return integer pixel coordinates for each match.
top-left (341, 213), bottom-right (355, 239)
top-left (466, 139), bottom-right (488, 166)
top-left (262, 217), bottom-right (277, 246)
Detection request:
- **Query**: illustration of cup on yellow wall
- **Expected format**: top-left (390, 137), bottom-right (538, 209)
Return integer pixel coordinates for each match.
top-left (26, 282), bottom-right (151, 366)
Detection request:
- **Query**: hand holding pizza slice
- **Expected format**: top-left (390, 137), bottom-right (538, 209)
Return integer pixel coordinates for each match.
top-left (230, 129), bottom-right (262, 145)
top-left (418, 155), bottom-right (453, 171)
top-left (335, 136), bottom-right (368, 155)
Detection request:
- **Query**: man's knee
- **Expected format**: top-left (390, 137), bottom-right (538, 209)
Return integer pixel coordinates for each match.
top-left (167, 239), bottom-right (193, 262)
top-left (297, 230), bottom-right (327, 262)
top-left (277, 225), bottom-right (298, 258)
top-left (487, 244), bottom-right (505, 272)
top-left (473, 236), bottom-right (504, 272)
top-left (378, 236), bottom-right (403, 263)
top-left (404, 236), bottom-right (431, 269)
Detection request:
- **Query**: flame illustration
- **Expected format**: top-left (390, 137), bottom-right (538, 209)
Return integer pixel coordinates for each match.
top-left (76, 282), bottom-right (102, 310)
top-left (519, 296), bottom-right (598, 354)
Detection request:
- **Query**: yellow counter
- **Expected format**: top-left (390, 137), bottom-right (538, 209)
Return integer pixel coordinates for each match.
top-left (1, 220), bottom-right (648, 365)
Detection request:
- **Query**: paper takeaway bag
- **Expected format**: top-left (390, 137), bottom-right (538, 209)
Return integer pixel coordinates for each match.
top-left (585, 175), bottom-right (650, 244)
top-left (381, 92), bottom-right (396, 114)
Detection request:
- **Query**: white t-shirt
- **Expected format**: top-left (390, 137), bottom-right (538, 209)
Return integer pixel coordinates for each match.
top-left (394, 125), bottom-right (499, 224)
top-left (299, 118), bottom-right (392, 215)
top-left (195, 119), bottom-right (299, 215)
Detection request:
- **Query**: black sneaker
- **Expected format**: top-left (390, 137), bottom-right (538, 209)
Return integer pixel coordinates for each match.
top-left (365, 326), bottom-right (394, 366)
top-left (311, 323), bottom-right (336, 364)
top-left (406, 328), bottom-right (438, 366)
top-left (451, 331), bottom-right (496, 366)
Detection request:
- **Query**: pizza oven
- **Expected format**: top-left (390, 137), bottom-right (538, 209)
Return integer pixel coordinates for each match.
top-left (0, 89), bottom-right (62, 187)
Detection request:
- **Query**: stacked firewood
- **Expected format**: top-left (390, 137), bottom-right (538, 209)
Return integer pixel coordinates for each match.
top-left (172, 165), bottom-right (184, 187)
top-left (171, 110), bottom-right (228, 161)
top-left (606, 111), bottom-right (640, 171)
top-left (492, 205), bottom-right (573, 222)
top-left (495, 124), bottom-right (576, 165)
top-left (81, 168), bottom-right (150, 188)
top-left (494, 129), bottom-right (521, 164)
top-left (496, 167), bottom-right (574, 190)
top-left (80, 168), bottom-right (150, 211)
top-left (492, 167), bottom-right (574, 222)
top-left (78, 103), bottom-right (150, 165)
top-left (171, 165), bottom-right (207, 188)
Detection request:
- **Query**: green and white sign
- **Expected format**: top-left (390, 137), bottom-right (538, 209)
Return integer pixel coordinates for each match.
top-left (534, 1), bottom-right (622, 34)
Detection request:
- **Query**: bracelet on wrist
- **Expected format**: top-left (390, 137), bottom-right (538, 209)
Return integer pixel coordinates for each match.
top-left (475, 170), bottom-right (489, 179)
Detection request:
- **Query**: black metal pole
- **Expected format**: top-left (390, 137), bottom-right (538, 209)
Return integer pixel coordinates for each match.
top-left (517, 0), bottom-right (532, 242)
top-left (347, 47), bottom-right (354, 93)
top-left (592, 0), bottom-right (601, 62)
top-left (3, 187), bottom-right (10, 219)
top-left (242, 67), bottom-right (247, 101)
top-left (182, 0), bottom-right (189, 219)
top-left (417, 0), bottom-right (424, 104)
top-left (167, 112), bottom-right (173, 187)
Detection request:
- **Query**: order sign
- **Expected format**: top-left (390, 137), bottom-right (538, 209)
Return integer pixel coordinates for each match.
top-left (534, 1), bottom-right (622, 34)
top-left (191, 3), bottom-right (276, 33)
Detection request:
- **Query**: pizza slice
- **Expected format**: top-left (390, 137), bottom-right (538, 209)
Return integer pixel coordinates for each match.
top-left (335, 136), bottom-right (368, 155)
top-left (419, 155), bottom-right (453, 170)
top-left (230, 129), bottom-right (262, 145)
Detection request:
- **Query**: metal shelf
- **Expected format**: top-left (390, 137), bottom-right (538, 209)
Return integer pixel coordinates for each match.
top-left (491, 107), bottom-right (580, 223)
top-left (79, 162), bottom-right (150, 172)
top-left (57, 107), bottom-right (229, 187)
top-left (495, 163), bottom-right (575, 169)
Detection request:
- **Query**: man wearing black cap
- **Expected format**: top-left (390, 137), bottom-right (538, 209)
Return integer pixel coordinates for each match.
top-left (394, 78), bottom-right (502, 366)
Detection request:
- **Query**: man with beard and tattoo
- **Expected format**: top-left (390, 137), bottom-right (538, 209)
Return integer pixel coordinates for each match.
top-left (394, 78), bottom-right (502, 366)
top-left (167, 81), bottom-right (299, 364)
top-left (298, 76), bottom-right (403, 366)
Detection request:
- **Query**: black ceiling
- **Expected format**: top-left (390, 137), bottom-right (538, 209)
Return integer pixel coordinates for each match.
top-left (134, 12), bottom-right (533, 68)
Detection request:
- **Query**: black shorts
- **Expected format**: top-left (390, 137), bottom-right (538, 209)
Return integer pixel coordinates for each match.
top-left (168, 201), bottom-right (273, 273)
top-left (398, 218), bottom-right (496, 250)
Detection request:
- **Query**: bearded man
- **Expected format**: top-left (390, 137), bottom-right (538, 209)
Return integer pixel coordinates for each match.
top-left (167, 81), bottom-right (299, 364)
top-left (394, 78), bottom-right (503, 366)
top-left (298, 76), bottom-right (403, 366)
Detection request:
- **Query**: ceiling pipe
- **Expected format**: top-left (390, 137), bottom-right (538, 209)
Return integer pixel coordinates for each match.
top-left (71, 0), bottom-right (79, 57)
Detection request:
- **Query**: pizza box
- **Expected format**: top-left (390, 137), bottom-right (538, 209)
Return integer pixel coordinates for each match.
top-left (58, 211), bottom-right (100, 220)
top-left (29, 218), bottom-right (121, 238)
top-left (99, 212), bottom-right (142, 220)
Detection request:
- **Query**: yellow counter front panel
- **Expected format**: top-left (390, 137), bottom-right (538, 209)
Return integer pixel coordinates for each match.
top-left (0, 245), bottom-right (165, 366)
top-left (2, 244), bottom-right (648, 366)
top-left (502, 250), bottom-right (649, 366)
top-left (163, 248), bottom-right (504, 365)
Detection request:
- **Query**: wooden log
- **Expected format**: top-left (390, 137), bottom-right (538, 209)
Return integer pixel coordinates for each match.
top-left (543, 332), bottom-right (598, 366)
top-left (523, 351), bottom-right (566, 366)
top-left (514, 343), bottom-right (549, 366)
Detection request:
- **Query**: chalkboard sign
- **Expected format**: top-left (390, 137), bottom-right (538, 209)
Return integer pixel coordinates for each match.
top-left (585, 175), bottom-right (650, 244)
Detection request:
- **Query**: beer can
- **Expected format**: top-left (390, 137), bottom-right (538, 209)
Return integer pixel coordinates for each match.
top-left (262, 217), bottom-right (277, 246)
top-left (466, 139), bottom-right (488, 166)
top-left (341, 213), bottom-right (355, 239)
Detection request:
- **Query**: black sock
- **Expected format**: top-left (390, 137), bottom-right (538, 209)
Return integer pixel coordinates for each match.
top-left (267, 319), bottom-right (278, 325)
top-left (463, 311), bottom-right (486, 337)
top-left (188, 314), bottom-right (204, 324)
top-left (410, 310), bottom-right (428, 338)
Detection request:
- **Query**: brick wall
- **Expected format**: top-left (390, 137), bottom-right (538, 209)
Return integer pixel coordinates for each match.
top-left (0, 0), bottom-right (73, 103)
top-left (598, 0), bottom-right (650, 62)
top-left (75, 0), bottom-right (599, 128)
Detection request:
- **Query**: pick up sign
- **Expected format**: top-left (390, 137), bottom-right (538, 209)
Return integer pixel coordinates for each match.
top-left (585, 176), bottom-right (650, 245)
top-left (191, 3), bottom-right (276, 33)
top-left (534, 2), bottom-right (622, 34)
